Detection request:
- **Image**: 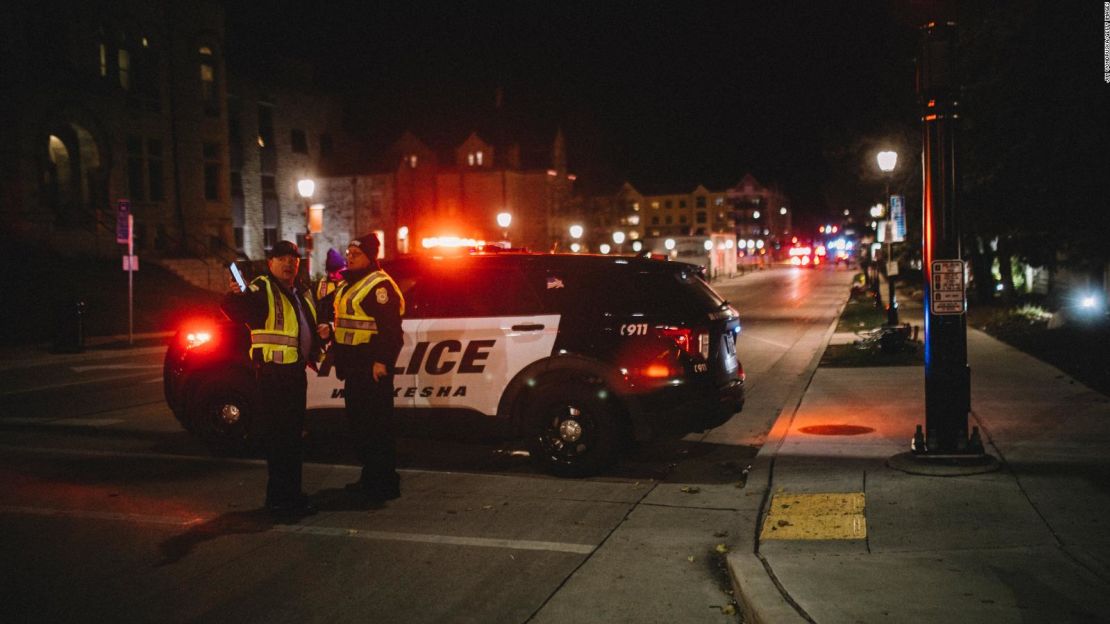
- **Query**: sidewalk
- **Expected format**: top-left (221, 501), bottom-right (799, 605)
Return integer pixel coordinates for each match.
top-left (728, 285), bottom-right (1110, 621)
top-left (0, 331), bottom-right (171, 372)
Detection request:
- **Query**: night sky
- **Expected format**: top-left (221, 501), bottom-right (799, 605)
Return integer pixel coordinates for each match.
top-left (227, 1), bottom-right (928, 222)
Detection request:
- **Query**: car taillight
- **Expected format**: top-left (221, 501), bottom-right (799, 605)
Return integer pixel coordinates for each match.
top-left (185, 331), bottom-right (213, 349)
top-left (658, 326), bottom-right (709, 359)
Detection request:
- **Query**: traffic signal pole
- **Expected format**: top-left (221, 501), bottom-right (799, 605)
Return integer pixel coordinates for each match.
top-left (912, 21), bottom-right (988, 460)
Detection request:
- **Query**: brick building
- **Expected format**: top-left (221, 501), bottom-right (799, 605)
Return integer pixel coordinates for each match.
top-left (320, 128), bottom-right (575, 259)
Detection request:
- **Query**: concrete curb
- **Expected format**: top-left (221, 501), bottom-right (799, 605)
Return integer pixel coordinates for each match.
top-left (727, 290), bottom-right (850, 624)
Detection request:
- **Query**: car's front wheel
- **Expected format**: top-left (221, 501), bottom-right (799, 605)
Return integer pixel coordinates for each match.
top-left (186, 372), bottom-right (256, 453)
top-left (524, 381), bottom-right (624, 477)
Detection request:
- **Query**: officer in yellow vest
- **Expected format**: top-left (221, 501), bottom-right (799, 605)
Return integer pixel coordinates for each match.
top-left (319, 233), bottom-right (405, 501)
top-left (221, 240), bottom-right (321, 517)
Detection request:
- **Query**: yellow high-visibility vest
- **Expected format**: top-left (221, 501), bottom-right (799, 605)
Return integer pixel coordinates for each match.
top-left (334, 270), bottom-right (405, 346)
top-left (249, 275), bottom-right (317, 364)
top-left (315, 278), bottom-right (339, 301)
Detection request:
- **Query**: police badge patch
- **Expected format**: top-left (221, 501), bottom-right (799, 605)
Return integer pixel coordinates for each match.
top-left (375, 287), bottom-right (388, 304)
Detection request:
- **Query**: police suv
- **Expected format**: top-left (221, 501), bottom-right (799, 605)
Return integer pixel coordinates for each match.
top-left (164, 253), bottom-right (745, 476)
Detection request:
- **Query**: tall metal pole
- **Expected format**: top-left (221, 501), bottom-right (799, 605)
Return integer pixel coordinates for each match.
top-left (885, 179), bottom-right (898, 326)
top-left (916, 21), bottom-right (979, 455)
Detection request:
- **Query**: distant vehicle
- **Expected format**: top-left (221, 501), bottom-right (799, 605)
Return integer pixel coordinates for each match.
top-left (165, 253), bottom-right (746, 477)
top-left (788, 245), bottom-right (821, 268)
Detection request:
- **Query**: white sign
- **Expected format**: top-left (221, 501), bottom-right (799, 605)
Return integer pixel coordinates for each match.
top-left (890, 195), bottom-right (906, 242)
top-left (931, 260), bottom-right (965, 315)
top-left (122, 255), bottom-right (139, 271)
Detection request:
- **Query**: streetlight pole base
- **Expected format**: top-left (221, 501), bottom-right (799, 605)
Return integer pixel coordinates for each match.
top-left (888, 424), bottom-right (1000, 476)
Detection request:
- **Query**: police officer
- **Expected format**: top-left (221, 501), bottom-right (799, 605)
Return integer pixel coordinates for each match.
top-left (321, 233), bottom-right (405, 501)
top-left (222, 241), bottom-right (320, 516)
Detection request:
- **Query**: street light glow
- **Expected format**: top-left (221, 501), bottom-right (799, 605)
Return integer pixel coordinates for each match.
top-left (664, 238), bottom-right (676, 250)
top-left (877, 150), bottom-right (898, 173)
top-left (703, 239), bottom-right (713, 251)
top-left (297, 178), bottom-right (315, 199)
top-left (569, 224), bottom-right (583, 239)
top-left (600, 244), bottom-right (611, 254)
top-left (631, 240), bottom-right (643, 252)
top-left (780, 207), bottom-right (787, 215)
top-left (496, 212), bottom-right (512, 228)
top-left (612, 231), bottom-right (626, 244)
top-left (753, 211), bottom-right (760, 219)
top-left (570, 242), bottom-right (581, 253)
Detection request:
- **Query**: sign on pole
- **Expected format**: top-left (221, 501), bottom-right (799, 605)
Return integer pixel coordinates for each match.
top-left (116, 200), bottom-right (131, 244)
top-left (890, 195), bottom-right (906, 242)
top-left (930, 260), bottom-right (965, 315)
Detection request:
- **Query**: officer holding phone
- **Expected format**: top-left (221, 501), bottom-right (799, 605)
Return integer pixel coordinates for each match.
top-left (221, 241), bottom-right (322, 517)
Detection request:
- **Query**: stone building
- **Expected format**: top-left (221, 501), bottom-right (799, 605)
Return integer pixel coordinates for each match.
top-left (1, 0), bottom-right (233, 259)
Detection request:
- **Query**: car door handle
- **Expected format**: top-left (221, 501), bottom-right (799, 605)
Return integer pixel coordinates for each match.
top-left (511, 323), bottom-right (545, 332)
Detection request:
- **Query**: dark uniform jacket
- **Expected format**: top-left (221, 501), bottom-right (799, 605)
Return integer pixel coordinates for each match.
top-left (318, 263), bottom-right (404, 375)
top-left (221, 273), bottom-right (321, 366)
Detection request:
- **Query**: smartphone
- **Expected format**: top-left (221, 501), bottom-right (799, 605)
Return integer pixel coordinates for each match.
top-left (229, 262), bottom-right (247, 292)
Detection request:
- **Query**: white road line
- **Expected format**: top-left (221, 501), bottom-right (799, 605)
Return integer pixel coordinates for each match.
top-left (0, 504), bottom-right (596, 555)
top-left (71, 364), bottom-right (163, 373)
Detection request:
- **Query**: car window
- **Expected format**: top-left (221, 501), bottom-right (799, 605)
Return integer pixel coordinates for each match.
top-left (417, 262), bottom-right (543, 318)
top-left (536, 264), bottom-right (722, 319)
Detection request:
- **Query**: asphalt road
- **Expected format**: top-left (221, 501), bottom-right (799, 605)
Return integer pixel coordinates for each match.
top-left (0, 264), bottom-right (853, 624)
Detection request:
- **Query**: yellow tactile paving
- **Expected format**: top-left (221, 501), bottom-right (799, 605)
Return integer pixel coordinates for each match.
top-left (759, 492), bottom-right (867, 540)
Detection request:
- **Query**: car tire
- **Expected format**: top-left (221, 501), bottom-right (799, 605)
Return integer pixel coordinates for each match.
top-left (186, 372), bottom-right (256, 453)
top-left (524, 380), bottom-right (624, 477)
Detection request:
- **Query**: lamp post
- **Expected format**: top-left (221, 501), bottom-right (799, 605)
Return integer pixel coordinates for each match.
top-left (569, 224), bottom-right (583, 252)
top-left (297, 178), bottom-right (315, 274)
top-left (496, 211), bottom-right (512, 245)
top-left (868, 203), bottom-right (885, 310)
top-left (877, 150), bottom-right (899, 325)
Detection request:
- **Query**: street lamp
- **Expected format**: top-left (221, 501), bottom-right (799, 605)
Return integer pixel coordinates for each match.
top-left (569, 224), bottom-right (583, 240)
top-left (877, 150), bottom-right (899, 325)
top-left (297, 178), bottom-right (315, 273)
top-left (496, 211), bottom-right (512, 243)
top-left (612, 230), bottom-right (625, 253)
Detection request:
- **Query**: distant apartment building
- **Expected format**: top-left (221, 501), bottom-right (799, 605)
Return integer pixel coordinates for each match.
top-left (580, 174), bottom-right (792, 251)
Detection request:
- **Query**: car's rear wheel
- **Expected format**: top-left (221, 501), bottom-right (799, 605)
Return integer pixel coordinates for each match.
top-left (524, 381), bottom-right (624, 477)
top-left (186, 373), bottom-right (256, 453)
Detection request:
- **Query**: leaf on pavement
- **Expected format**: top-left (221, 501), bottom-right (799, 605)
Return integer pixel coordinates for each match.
top-left (680, 486), bottom-right (701, 494)
top-left (715, 543), bottom-right (729, 554)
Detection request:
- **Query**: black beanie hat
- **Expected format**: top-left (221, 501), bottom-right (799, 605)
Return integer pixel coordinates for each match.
top-left (348, 233), bottom-right (380, 257)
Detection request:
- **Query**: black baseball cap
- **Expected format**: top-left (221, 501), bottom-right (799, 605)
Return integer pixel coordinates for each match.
top-left (267, 240), bottom-right (300, 259)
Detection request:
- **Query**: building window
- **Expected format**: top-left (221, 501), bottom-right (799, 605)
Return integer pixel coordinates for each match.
top-left (257, 104), bottom-right (274, 149)
top-left (203, 143), bottom-right (220, 200)
top-left (99, 43), bottom-right (108, 77)
top-left (696, 211), bottom-right (707, 224)
top-left (696, 196), bottom-right (706, 208)
top-left (117, 48), bottom-right (130, 89)
top-left (679, 200), bottom-right (686, 209)
top-left (320, 134), bottom-right (334, 157)
top-left (651, 216), bottom-right (659, 225)
top-left (651, 201), bottom-right (660, 209)
top-left (664, 200), bottom-right (672, 209)
top-left (714, 197), bottom-right (724, 206)
top-left (408, 154), bottom-right (418, 168)
top-left (230, 171), bottom-right (243, 197)
top-left (679, 215), bottom-right (687, 224)
top-left (476, 150), bottom-right (483, 166)
top-left (665, 215), bottom-right (673, 225)
top-left (198, 46), bottom-right (217, 115)
top-left (290, 129), bottom-right (307, 154)
top-left (262, 174), bottom-right (278, 250)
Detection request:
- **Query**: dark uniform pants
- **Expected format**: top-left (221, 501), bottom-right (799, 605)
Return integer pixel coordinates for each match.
top-left (258, 364), bottom-right (307, 505)
top-left (343, 369), bottom-right (399, 490)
